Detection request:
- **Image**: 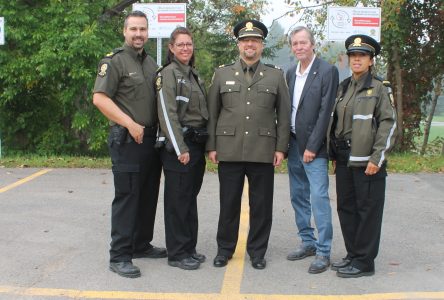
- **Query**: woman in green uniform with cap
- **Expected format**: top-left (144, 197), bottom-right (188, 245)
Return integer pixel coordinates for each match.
top-left (328, 34), bottom-right (397, 278)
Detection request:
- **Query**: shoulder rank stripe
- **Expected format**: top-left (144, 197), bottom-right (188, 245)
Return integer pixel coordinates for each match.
top-left (218, 62), bottom-right (235, 68)
top-left (264, 63), bottom-right (281, 70)
top-left (104, 47), bottom-right (124, 58)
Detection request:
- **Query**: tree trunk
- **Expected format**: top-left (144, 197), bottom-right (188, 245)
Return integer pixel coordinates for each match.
top-left (420, 75), bottom-right (443, 155)
top-left (441, 140), bottom-right (444, 156)
top-left (392, 47), bottom-right (404, 146)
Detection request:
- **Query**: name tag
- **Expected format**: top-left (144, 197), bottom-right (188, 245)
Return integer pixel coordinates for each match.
top-left (225, 81), bottom-right (235, 85)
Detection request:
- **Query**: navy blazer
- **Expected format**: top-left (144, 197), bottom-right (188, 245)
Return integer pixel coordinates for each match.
top-left (286, 57), bottom-right (339, 158)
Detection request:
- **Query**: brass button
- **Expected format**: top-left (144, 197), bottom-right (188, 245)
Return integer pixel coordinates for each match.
top-left (245, 131), bottom-right (249, 135)
top-left (248, 88), bottom-right (251, 91)
top-left (247, 102), bottom-right (250, 105)
top-left (246, 116), bottom-right (250, 120)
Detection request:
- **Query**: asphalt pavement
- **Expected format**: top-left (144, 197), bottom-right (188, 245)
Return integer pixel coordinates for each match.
top-left (0, 168), bottom-right (443, 300)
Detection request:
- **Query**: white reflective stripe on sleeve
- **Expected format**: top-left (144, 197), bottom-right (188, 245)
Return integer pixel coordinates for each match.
top-left (176, 96), bottom-right (189, 102)
top-left (353, 114), bottom-right (373, 120)
top-left (378, 109), bottom-right (397, 167)
top-left (157, 137), bottom-right (165, 142)
top-left (349, 155), bottom-right (371, 161)
top-left (159, 87), bottom-right (181, 155)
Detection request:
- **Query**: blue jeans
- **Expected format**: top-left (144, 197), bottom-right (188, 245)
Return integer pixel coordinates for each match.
top-left (288, 137), bottom-right (332, 256)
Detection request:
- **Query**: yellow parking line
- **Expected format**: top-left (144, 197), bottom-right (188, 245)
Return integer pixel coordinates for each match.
top-left (1, 172), bottom-right (444, 300)
top-left (220, 181), bottom-right (249, 295)
top-left (1, 286), bottom-right (444, 299)
top-left (0, 169), bottom-right (52, 193)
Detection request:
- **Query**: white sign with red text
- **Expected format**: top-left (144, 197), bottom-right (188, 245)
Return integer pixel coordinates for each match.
top-left (132, 3), bottom-right (186, 38)
top-left (327, 7), bottom-right (381, 42)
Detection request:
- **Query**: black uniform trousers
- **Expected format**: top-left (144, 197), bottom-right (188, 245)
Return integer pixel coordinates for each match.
top-left (216, 161), bottom-right (274, 259)
top-left (160, 139), bottom-right (206, 261)
top-left (108, 132), bottom-right (162, 263)
top-left (335, 149), bottom-right (386, 272)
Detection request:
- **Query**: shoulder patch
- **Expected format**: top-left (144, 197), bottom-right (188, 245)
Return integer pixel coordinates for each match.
top-left (155, 75), bottom-right (162, 91)
top-left (104, 47), bottom-right (124, 58)
top-left (218, 62), bottom-right (235, 68)
top-left (98, 62), bottom-right (109, 77)
top-left (378, 78), bottom-right (395, 108)
top-left (264, 63), bottom-right (281, 70)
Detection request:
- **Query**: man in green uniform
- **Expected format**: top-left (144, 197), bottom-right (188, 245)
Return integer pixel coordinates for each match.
top-left (207, 20), bottom-right (291, 270)
top-left (92, 11), bottom-right (166, 278)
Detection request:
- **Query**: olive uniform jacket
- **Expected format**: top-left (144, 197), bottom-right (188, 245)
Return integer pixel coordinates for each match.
top-left (206, 59), bottom-right (291, 163)
top-left (157, 58), bottom-right (208, 156)
top-left (327, 72), bottom-right (397, 167)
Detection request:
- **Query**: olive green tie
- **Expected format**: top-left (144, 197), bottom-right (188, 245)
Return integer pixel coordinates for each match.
top-left (245, 66), bottom-right (252, 85)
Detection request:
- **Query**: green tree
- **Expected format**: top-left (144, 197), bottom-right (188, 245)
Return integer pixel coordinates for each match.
top-left (281, 0), bottom-right (444, 152)
top-left (0, 0), bottom-right (123, 155)
top-left (0, 0), bottom-right (268, 155)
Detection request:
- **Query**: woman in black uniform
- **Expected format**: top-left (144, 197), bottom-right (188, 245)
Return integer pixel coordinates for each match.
top-left (328, 34), bottom-right (397, 278)
top-left (156, 27), bottom-right (209, 270)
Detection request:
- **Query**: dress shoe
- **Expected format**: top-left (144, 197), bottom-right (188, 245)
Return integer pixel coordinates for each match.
top-left (336, 265), bottom-right (375, 278)
top-left (330, 257), bottom-right (351, 271)
top-left (308, 255), bottom-right (330, 274)
top-left (133, 246), bottom-right (167, 259)
top-left (168, 257), bottom-right (200, 270)
top-left (191, 252), bottom-right (206, 263)
top-left (109, 261), bottom-right (141, 278)
top-left (251, 257), bottom-right (266, 270)
top-left (287, 245), bottom-right (316, 261)
top-left (213, 255), bottom-right (230, 267)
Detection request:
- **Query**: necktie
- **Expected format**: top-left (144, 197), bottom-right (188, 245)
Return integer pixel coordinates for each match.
top-left (245, 67), bottom-right (252, 85)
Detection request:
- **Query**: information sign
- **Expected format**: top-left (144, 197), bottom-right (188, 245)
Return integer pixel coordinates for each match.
top-left (327, 7), bottom-right (381, 41)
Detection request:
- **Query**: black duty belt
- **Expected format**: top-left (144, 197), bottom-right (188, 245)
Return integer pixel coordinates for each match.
top-left (333, 138), bottom-right (351, 150)
top-left (144, 126), bottom-right (158, 137)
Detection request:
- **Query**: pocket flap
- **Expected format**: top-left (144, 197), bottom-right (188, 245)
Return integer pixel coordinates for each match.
top-left (259, 127), bottom-right (276, 137)
top-left (221, 84), bottom-right (241, 93)
top-left (216, 126), bottom-right (236, 136)
top-left (257, 85), bottom-right (277, 94)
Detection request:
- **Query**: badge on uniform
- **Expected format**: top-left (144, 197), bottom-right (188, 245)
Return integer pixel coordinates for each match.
top-left (98, 63), bottom-right (108, 77)
top-left (156, 76), bottom-right (162, 91)
top-left (367, 89), bottom-right (373, 96)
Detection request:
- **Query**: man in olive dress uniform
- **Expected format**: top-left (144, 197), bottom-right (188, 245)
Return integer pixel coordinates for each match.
top-left (206, 20), bottom-right (291, 270)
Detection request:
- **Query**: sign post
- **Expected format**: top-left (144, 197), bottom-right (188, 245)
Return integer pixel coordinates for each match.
top-left (132, 3), bottom-right (187, 66)
top-left (0, 17), bottom-right (3, 157)
top-left (327, 7), bottom-right (381, 42)
top-left (0, 17), bottom-right (5, 45)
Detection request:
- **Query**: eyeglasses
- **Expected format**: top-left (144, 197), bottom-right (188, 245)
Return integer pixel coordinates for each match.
top-left (174, 42), bottom-right (193, 49)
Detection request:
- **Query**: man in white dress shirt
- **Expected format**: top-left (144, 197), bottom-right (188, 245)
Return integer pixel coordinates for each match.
top-left (285, 26), bottom-right (339, 274)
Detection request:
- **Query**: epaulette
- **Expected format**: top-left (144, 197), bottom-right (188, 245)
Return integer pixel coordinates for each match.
top-left (104, 47), bottom-right (124, 58)
top-left (218, 62), bottom-right (235, 68)
top-left (373, 75), bottom-right (384, 82)
top-left (155, 62), bottom-right (172, 74)
top-left (382, 80), bottom-right (392, 88)
top-left (265, 63), bottom-right (281, 70)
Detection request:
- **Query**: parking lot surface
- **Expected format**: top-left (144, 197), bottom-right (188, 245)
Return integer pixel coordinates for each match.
top-left (0, 168), bottom-right (443, 299)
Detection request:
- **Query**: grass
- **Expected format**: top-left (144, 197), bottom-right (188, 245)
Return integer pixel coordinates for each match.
top-left (1, 153), bottom-right (443, 173)
top-left (0, 155), bottom-right (111, 169)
